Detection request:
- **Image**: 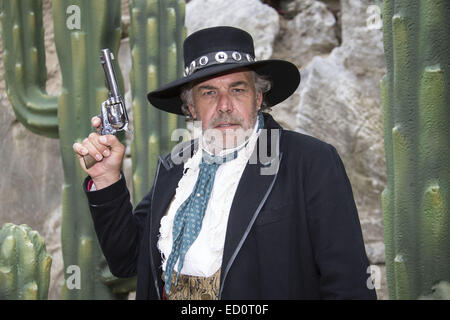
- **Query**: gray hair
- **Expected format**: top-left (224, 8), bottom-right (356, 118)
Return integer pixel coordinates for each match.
top-left (180, 71), bottom-right (272, 120)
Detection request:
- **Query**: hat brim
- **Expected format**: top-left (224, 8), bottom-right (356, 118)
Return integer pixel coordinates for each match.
top-left (147, 60), bottom-right (301, 115)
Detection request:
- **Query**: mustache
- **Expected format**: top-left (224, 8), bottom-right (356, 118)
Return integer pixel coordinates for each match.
top-left (208, 114), bottom-right (246, 128)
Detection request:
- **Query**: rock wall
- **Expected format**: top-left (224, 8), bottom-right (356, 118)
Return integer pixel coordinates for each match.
top-left (288, 0), bottom-right (388, 299)
top-left (0, 0), bottom-right (388, 299)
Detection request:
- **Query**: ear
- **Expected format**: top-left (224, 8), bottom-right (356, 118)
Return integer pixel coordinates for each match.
top-left (256, 91), bottom-right (263, 110)
top-left (187, 104), bottom-right (197, 120)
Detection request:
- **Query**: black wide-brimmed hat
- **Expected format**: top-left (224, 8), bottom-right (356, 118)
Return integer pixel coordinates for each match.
top-left (147, 26), bottom-right (301, 115)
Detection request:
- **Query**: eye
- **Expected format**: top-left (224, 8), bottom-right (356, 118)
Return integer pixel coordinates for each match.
top-left (232, 87), bottom-right (245, 93)
top-left (203, 90), bottom-right (216, 96)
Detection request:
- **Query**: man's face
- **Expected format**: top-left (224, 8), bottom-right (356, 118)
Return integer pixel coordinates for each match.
top-left (188, 69), bottom-right (262, 151)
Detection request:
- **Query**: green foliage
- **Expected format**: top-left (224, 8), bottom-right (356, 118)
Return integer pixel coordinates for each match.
top-left (129, 0), bottom-right (186, 204)
top-left (381, 0), bottom-right (450, 299)
top-left (0, 0), bottom-right (58, 138)
top-left (52, 0), bottom-right (130, 299)
top-left (0, 223), bottom-right (52, 300)
top-left (418, 281), bottom-right (450, 300)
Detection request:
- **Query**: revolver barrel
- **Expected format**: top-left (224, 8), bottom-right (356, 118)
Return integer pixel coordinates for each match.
top-left (100, 49), bottom-right (121, 98)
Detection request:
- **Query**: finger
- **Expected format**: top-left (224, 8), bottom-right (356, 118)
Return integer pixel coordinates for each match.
top-left (73, 143), bottom-right (90, 171)
top-left (73, 142), bottom-right (88, 157)
top-left (91, 116), bottom-right (102, 129)
top-left (82, 137), bottom-right (104, 162)
top-left (88, 132), bottom-right (111, 157)
top-left (97, 135), bottom-right (124, 155)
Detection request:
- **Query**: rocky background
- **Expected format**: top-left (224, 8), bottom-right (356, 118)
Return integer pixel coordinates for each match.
top-left (0, 0), bottom-right (388, 299)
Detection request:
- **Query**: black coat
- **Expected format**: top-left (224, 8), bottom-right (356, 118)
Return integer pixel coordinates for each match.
top-left (84, 114), bottom-right (377, 300)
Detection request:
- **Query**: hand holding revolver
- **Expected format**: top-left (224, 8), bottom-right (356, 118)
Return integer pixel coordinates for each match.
top-left (73, 116), bottom-right (125, 190)
top-left (72, 48), bottom-right (129, 190)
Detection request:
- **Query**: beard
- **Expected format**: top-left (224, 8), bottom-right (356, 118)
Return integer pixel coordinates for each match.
top-left (202, 104), bottom-right (259, 154)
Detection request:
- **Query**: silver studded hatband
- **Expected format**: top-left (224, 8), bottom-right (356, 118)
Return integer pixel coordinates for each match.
top-left (183, 51), bottom-right (256, 77)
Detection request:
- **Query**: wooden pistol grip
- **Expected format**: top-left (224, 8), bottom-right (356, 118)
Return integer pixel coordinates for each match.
top-left (83, 154), bottom-right (97, 169)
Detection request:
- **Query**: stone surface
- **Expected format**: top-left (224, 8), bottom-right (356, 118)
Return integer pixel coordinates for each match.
top-left (365, 241), bottom-right (386, 265)
top-left (293, 54), bottom-right (386, 226)
top-left (294, 0), bottom-right (386, 229)
top-left (373, 264), bottom-right (389, 300)
top-left (273, 0), bottom-right (386, 224)
top-left (186, 0), bottom-right (279, 60)
top-left (42, 205), bottom-right (64, 300)
top-left (272, 0), bottom-right (339, 69)
top-left (339, 0), bottom-right (385, 79)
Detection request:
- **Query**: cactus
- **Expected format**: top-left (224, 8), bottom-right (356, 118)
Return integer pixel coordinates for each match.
top-left (0, 0), bottom-right (58, 138)
top-left (0, 223), bottom-right (52, 300)
top-left (418, 281), bottom-right (450, 300)
top-left (381, 0), bottom-right (450, 299)
top-left (1, 0), bottom-right (130, 299)
top-left (52, 0), bottom-right (132, 299)
top-left (129, 0), bottom-right (186, 204)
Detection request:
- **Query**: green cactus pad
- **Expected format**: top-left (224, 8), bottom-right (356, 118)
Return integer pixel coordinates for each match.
top-left (381, 0), bottom-right (450, 299)
top-left (129, 0), bottom-right (186, 204)
top-left (0, 223), bottom-right (52, 300)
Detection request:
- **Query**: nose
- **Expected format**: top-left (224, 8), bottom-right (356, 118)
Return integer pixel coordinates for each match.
top-left (216, 91), bottom-right (233, 113)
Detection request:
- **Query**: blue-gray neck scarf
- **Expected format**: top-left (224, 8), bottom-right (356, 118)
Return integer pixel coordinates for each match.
top-left (164, 112), bottom-right (264, 294)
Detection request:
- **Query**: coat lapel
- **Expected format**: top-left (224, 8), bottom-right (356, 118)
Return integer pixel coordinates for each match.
top-left (148, 141), bottom-right (197, 299)
top-left (150, 158), bottom-right (183, 236)
top-left (219, 114), bottom-right (283, 297)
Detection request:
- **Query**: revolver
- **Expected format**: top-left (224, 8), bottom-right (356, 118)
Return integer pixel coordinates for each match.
top-left (83, 48), bottom-right (129, 169)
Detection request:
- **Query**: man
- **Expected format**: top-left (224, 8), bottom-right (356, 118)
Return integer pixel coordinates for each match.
top-left (73, 26), bottom-right (376, 300)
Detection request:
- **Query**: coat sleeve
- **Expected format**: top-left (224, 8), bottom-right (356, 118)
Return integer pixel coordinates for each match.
top-left (83, 174), bottom-right (152, 278)
top-left (304, 143), bottom-right (377, 300)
